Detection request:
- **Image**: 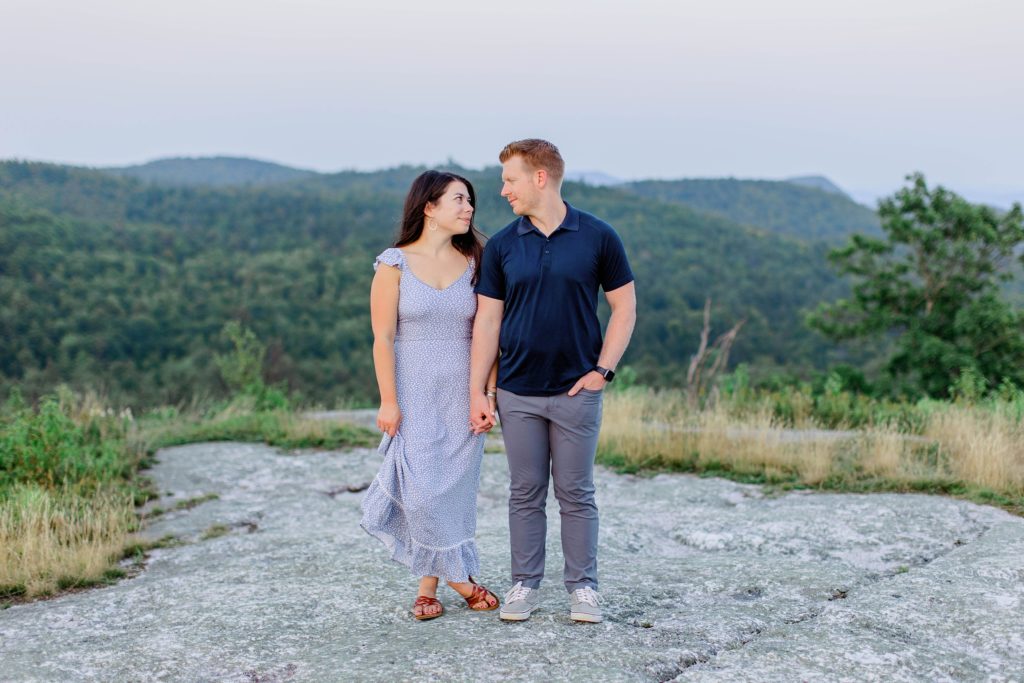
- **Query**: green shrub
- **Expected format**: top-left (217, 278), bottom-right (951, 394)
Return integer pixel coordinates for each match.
top-left (0, 392), bottom-right (131, 492)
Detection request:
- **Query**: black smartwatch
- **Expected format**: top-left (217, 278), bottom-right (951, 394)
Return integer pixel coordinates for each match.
top-left (595, 366), bottom-right (615, 382)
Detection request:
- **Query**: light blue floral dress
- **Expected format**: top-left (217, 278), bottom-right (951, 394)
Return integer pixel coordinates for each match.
top-left (360, 247), bottom-right (485, 581)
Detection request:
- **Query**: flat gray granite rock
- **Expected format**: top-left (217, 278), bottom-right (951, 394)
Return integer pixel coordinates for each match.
top-left (1, 433), bottom-right (1022, 682)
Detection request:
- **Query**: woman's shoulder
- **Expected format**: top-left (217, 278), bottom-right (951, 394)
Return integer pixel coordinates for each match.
top-left (373, 247), bottom-right (405, 272)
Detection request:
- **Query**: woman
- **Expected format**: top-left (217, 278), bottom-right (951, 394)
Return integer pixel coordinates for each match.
top-left (360, 170), bottom-right (500, 620)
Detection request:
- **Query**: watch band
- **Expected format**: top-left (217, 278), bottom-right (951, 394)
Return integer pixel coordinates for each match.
top-left (595, 366), bottom-right (615, 382)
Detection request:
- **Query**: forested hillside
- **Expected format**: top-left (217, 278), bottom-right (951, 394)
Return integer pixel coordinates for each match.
top-left (1, 160), bottom-right (855, 407)
top-left (108, 157), bottom-right (880, 244)
top-left (785, 175), bottom-right (849, 196)
top-left (622, 178), bottom-right (880, 242)
top-left (107, 156), bottom-right (318, 187)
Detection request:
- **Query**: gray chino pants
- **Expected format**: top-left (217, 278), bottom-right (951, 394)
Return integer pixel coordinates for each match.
top-left (496, 387), bottom-right (603, 592)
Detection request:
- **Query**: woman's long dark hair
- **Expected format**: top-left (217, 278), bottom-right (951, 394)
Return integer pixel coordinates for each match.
top-left (394, 170), bottom-right (486, 284)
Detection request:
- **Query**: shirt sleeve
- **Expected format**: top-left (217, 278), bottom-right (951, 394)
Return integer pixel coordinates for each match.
top-left (598, 228), bottom-right (634, 291)
top-left (474, 237), bottom-right (506, 300)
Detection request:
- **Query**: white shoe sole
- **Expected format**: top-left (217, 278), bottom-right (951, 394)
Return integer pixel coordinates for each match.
top-left (499, 606), bottom-right (538, 621)
top-left (570, 611), bottom-right (603, 623)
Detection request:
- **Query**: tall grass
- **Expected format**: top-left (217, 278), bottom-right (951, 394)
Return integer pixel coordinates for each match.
top-left (598, 388), bottom-right (1024, 512)
top-left (1, 485), bottom-right (136, 598)
top-left (925, 407), bottom-right (1024, 494)
top-left (1, 387), bottom-right (376, 601)
top-left (0, 388), bottom-right (147, 599)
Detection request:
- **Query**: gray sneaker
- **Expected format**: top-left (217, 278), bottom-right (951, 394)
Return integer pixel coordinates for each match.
top-left (499, 582), bottom-right (540, 621)
top-left (569, 586), bottom-right (602, 623)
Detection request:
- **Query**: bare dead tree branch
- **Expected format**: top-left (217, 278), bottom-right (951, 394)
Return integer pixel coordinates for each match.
top-left (686, 298), bottom-right (712, 389)
top-left (686, 298), bottom-right (746, 407)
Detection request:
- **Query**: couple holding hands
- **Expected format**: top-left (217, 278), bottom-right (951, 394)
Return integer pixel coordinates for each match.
top-left (360, 139), bottom-right (636, 623)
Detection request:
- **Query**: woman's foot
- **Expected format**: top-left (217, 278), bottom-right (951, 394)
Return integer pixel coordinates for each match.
top-left (412, 595), bottom-right (443, 620)
top-left (413, 576), bottom-right (443, 620)
top-left (447, 577), bottom-right (500, 611)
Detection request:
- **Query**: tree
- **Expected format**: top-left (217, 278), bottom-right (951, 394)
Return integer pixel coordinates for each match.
top-left (686, 298), bottom-right (746, 406)
top-left (809, 173), bottom-right (1024, 398)
top-left (214, 321), bottom-right (289, 410)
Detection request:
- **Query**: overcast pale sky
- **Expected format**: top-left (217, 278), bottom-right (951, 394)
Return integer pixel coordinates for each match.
top-left (2, 0), bottom-right (1021, 205)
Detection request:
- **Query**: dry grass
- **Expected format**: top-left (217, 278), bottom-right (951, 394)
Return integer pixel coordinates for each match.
top-left (599, 390), bottom-right (845, 484)
top-left (857, 426), bottom-right (906, 477)
top-left (599, 389), bottom-right (1024, 508)
top-left (926, 407), bottom-right (1024, 495)
top-left (692, 407), bottom-right (841, 485)
top-left (0, 485), bottom-right (138, 598)
top-left (598, 388), bottom-right (689, 467)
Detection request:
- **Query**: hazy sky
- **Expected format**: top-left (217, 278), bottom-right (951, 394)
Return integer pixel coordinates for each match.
top-left (2, 0), bottom-right (1022, 205)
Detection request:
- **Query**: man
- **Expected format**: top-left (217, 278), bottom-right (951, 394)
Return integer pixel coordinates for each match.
top-left (470, 139), bottom-right (637, 623)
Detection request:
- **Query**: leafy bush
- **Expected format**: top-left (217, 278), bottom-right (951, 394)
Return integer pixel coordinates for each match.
top-left (215, 322), bottom-right (291, 412)
top-left (0, 388), bottom-right (133, 493)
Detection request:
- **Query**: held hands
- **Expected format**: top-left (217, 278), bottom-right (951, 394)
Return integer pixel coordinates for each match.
top-left (377, 402), bottom-right (401, 437)
top-left (470, 391), bottom-right (496, 435)
top-left (567, 370), bottom-right (608, 397)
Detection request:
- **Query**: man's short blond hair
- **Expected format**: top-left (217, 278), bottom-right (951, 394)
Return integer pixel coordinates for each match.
top-left (499, 139), bottom-right (565, 184)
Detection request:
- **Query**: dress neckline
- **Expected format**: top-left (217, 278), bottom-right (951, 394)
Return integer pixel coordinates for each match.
top-left (397, 248), bottom-right (473, 292)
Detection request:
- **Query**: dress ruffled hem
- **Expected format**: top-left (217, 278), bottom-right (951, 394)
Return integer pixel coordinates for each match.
top-left (360, 478), bottom-right (480, 582)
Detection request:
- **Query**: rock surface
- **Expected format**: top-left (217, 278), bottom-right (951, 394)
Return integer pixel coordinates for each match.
top-left (1, 424), bottom-right (1023, 682)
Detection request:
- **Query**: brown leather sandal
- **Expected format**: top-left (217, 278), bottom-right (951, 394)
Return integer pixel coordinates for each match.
top-left (460, 576), bottom-right (500, 611)
top-left (412, 595), bottom-right (444, 621)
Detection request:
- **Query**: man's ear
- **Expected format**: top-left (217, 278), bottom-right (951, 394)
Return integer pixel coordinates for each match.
top-left (535, 169), bottom-right (548, 190)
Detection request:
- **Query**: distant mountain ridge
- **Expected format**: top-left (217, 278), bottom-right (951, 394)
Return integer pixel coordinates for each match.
top-left (785, 175), bottom-right (850, 197)
top-left (103, 156), bottom-right (876, 243)
top-left (564, 170), bottom-right (624, 186)
top-left (621, 177), bottom-right (880, 242)
top-left (106, 156), bottom-right (318, 186)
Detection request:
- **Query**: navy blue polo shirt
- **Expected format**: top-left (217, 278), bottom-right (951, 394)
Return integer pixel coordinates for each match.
top-left (475, 202), bottom-right (634, 396)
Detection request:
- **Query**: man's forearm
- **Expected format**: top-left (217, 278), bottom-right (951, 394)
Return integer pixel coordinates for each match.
top-left (470, 318), bottom-right (500, 394)
top-left (597, 306), bottom-right (636, 371)
top-left (488, 359), bottom-right (499, 390)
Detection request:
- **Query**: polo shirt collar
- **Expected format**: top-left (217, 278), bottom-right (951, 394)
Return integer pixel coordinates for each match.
top-left (516, 202), bottom-right (580, 236)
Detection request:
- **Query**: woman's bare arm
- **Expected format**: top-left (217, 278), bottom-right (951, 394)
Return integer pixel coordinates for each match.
top-left (370, 264), bottom-right (402, 435)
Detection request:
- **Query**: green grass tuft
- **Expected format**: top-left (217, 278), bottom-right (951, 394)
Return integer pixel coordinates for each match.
top-left (201, 524), bottom-right (231, 540)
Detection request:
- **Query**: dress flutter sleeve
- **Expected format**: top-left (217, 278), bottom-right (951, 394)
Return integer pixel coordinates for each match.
top-left (373, 247), bottom-right (404, 272)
